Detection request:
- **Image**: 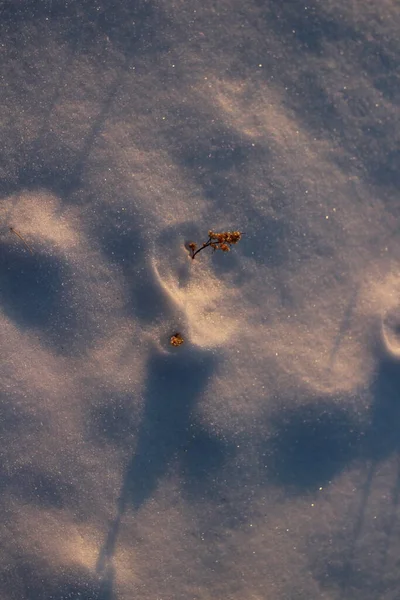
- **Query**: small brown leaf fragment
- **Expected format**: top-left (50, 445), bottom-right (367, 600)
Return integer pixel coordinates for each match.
top-left (170, 332), bottom-right (184, 347)
top-left (186, 242), bottom-right (197, 259)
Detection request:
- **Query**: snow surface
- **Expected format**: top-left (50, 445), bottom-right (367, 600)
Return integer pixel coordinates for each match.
top-left (0, 1), bottom-right (400, 599)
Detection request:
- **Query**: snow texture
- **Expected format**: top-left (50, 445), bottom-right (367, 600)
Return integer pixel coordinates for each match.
top-left (0, 1), bottom-right (400, 599)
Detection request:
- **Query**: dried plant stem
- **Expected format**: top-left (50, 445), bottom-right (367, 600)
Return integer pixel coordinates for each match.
top-left (189, 230), bottom-right (243, 260)
top-left (190, 237), bottom-right (213, 259)
top-left (9, 227), bottom-right (34, 254)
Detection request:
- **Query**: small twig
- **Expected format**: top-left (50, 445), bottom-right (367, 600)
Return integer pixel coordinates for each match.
top-left (190, 237), bottom-right (213, 259)
top-left (9, 227), bottom-right (34, 254)
top-left (188, 230), bottom-right (243, 260)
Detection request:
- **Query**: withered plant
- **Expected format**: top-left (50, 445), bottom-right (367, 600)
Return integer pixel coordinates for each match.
top-left (188, 230), bottom-right (243, 260)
